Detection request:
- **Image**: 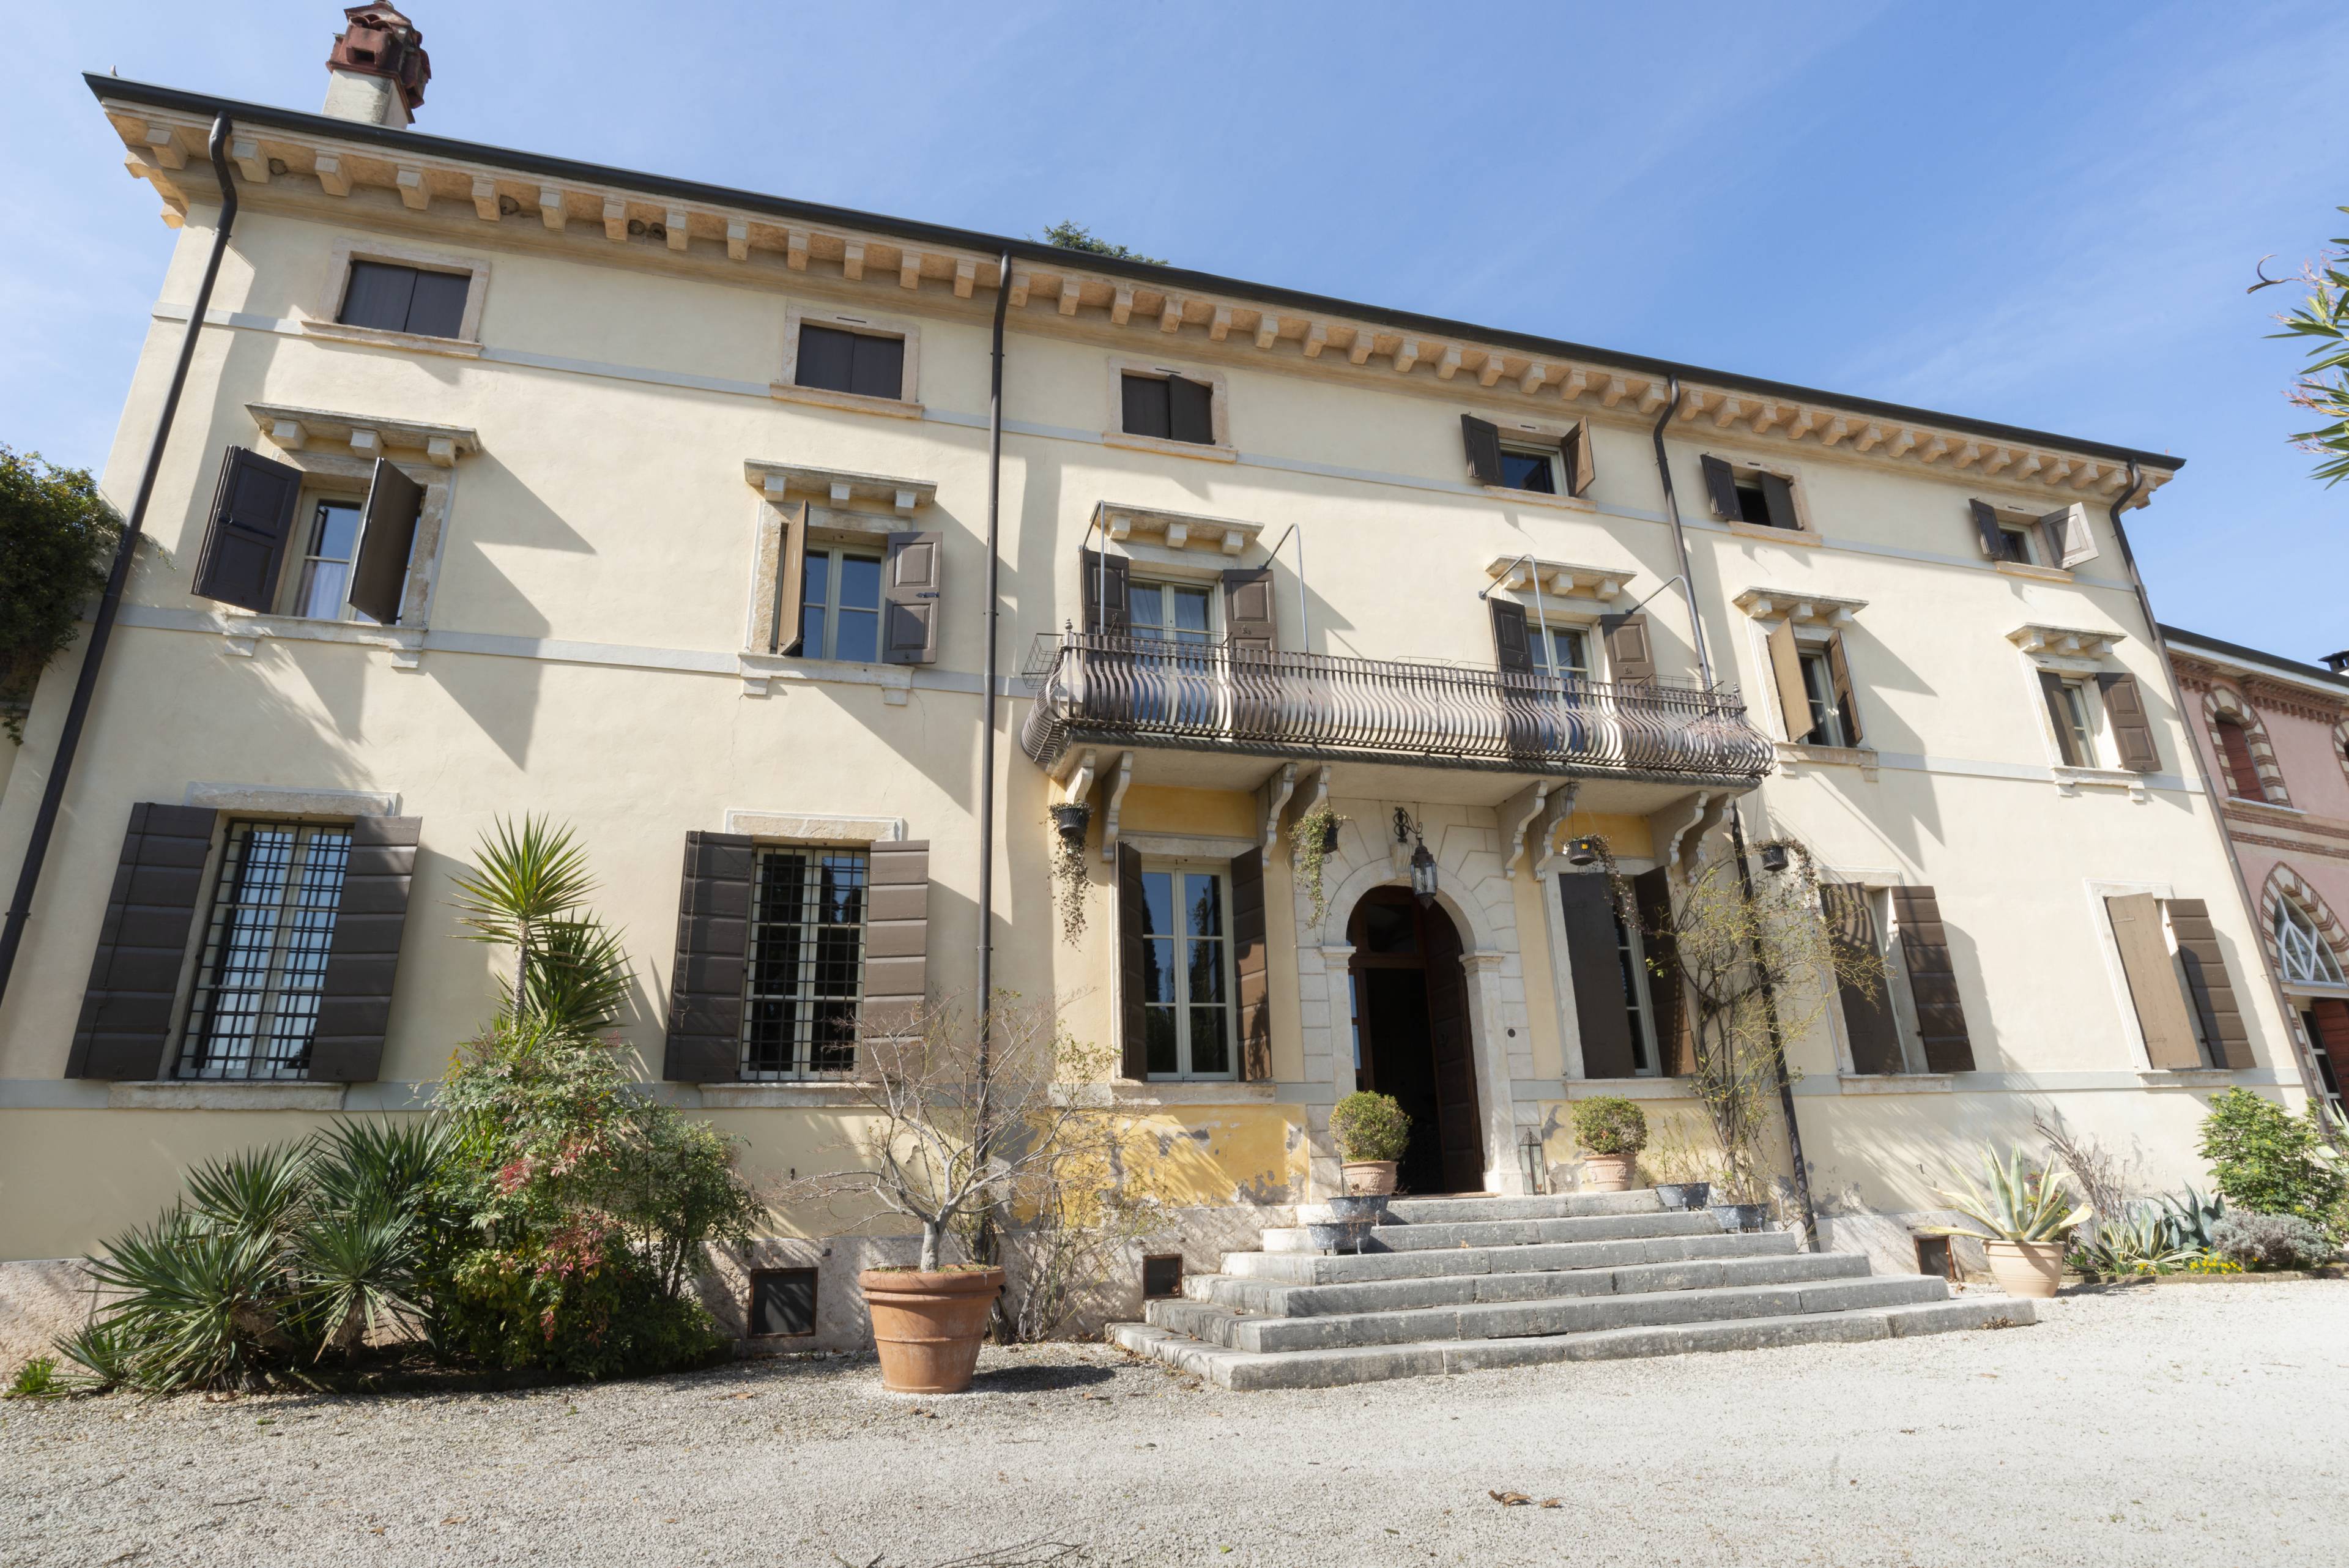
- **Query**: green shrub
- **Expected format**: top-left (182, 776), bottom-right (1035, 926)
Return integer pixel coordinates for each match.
top-left (440, 1224), bottom-right (727, 1381)
top-left (0, 446), bottom-right (122, 742)
top-left (2211, 1211), bottom-right (2338, 1271)
top-left (2196, 1089), bottom-right (2345, 1233)
top-left (1572, 1096), bottom-right (1649, 1157)
top-left (1328, 1092), bottom-right (1411, 1163)
top-left (6, 1356), bottom-right (61, 1399)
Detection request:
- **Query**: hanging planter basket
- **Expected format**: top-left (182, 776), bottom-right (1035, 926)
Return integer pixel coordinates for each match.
top-left (1050, 802), bottom-right (1092, 846)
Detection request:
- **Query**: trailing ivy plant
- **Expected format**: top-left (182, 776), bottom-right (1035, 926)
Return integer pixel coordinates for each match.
top-left (1053, 827), bottom-right (1089, 946)
top-left (0, 446), bottom-right (123, 742)
top-left (1290, 802), bottom-right (1341, 930)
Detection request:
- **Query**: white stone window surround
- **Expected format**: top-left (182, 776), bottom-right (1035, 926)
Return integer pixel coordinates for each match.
top-left (738, 460), bottom-right (937, 699)
top-left (300, 235), bottom-right (491, 357)
top-left (1970, 494), bottom-right (2077, 582)
top-left (1102, 355), bottom-right (1236, 463)
top-left (774, 303), bottom-right (925, 419)
top-left (2007, 623), bottom-right (2144, 801)
top-left (1699, 451), bottom-right (1822, 545)
top-left (1479, 412), bottom-right (1600, 511)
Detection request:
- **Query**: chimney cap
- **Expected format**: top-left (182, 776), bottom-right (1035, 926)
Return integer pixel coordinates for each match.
top-left (2321, 650), bottom-right (2349, 675)
top-left (328, 5), bottom-right (430, 113)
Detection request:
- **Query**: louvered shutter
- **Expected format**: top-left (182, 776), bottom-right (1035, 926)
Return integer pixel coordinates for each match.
top-left (68, 804), bottom-right (219, 1080)
top-left (2165, 897), bottom-right (2251, 1069)
top-left (1562, 421), bottom-right (1595, 498)
top-left (1168, 376), bottom-right (1215, 445)
top-left (1891, 885), bottom-right (1974, 1072)
top-left (663, 831), bottom-right (754, 1082)
top-left (882, 530), bottom-right (943, 665)
top-left (1820, 883), bottom-right (1901, 1074)
top-left (1631, 869), bottom-right (1694, 1077)
top-left (2039, 671), bottom-right (2081, 766)
top-left (1754, 473), bottom-right (1798, 532)
top-left (2105, 893), bottom-right (2200, 1069)
top-left (1603, 613), bottom-right (1656, 685)
top-left (1489, 598), bottom-right (1534, 675)
top-left (770, 500), bottom-right (809, 655)
top-left (1700, 454), bottom-right (1742, 520)
top-left (1969, 499), bottom-right (2005, 559)
top-left (2044, 502), bottom-right (2098, 568)
top-left (1827, 632), bottom-right (1864, 747)
top-left (191, 447), bottom-right (303, 612)
top-left (864, 839), bottom-right (931, 1038)
top-left (1230, 848), bottom-right (1272, 1081)
top-left (1461, 414), bottom-right (1505, 486)
top-left (346, 459), bottom-right (424, 625)
top-left (1081, 549), bottom-right (1130, 636)
top-left (1222, 567), bottom-right (1277, 653)
top-left (1768, 618), bottom-right (1812, 742)
top-left (1118, 843), bottom-right (1148, 1079)
top-left (308, 815), bottom-right (420, 1082)
top-left (2097, 673), bottom-right (2159, 774)
top-left (1557, 875), bottom-right (1634, 1078)
top-left (1120, 373), bottom-right (1170, 439)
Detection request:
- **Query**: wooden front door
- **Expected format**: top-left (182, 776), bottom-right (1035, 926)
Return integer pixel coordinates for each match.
top-left (1349, 887), bottom-right (1485, 1194)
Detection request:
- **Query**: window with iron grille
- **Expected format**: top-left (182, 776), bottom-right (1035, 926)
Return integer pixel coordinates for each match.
top-left (742, 847), bottom-right (868, 1079)
top-left (178, 821), bottom-right (352, 1080)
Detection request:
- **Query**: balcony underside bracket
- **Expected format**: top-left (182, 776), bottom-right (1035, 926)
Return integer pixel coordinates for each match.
top-left (1497, 779), bottom-right (1554, 880)
top-left (1054, 747), bottom-right (1098, 806)
top-left (1259, 762), bottom-right (1299, 856)
top-left (1099, 751), bottom-right (1135, 863)
top-left (1528, 782), bottom-right (1582, 877)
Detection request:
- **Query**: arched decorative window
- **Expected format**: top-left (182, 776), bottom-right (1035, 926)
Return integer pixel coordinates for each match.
top-left (2203, 686), bottom-right (2289, 805)
top-left (2276, 897), bottom-right (2346, 987)
top-left (2214, 719), bottom-right (2262, 798)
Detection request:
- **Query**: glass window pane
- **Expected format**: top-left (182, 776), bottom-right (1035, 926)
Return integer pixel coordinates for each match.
top-left (800, 606), bottom-right (826, 658)
top-left (311, 502), bottom-right (361, 561)
top-left (1171, 587), bottom-right (1212, 637)
top-left (803, 552), bottom-right (831, 610)
top-left (1145, 1006), bottom-right (1179, 1074)
top-left (1187, 937), bottom-right (1225, 1004)
top-left (1130, 584), bottom-right (1165, 633)
top-left (1188, 1006), bottom-right (1231, 1076)
top-left (1500, 450), bottom-right (1555, 493)
top-left (839, 555), bottom-right (883, 611)
top-left (1143, 937), bottom-right (1176, 1005)
top-left (1186, 873), bottom-right (1223, 938)
top-left (295, 560), bottom-right (350, 620)
top-left (183, 822), bottom-right (349, 1080)
top-left (741, 847), bottom-right (866, 1080)
top-left (1559, 630), bottom-right (1590, 680)
top-left (1140, 871), bottom-right (1173, 937)
top-left (834, 610), bottom-right (879, 664)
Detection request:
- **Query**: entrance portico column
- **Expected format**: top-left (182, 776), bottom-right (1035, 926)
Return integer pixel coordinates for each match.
top-left (1458, 948), bottom-right (1527, 1195)
top-left (1302, 941), bottom-right (1356, 1200)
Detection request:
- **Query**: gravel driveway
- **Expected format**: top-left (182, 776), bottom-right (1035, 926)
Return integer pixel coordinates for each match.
top-left (4, 1280), bottom-right (2343, 1567)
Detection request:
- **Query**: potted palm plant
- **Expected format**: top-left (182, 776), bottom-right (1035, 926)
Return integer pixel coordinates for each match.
top-left (1571, 1096), bottom-right (1647, 1193)
top-left (1920, 1144), bottom-right (2091, 1299)
top-left (1329, 1091), bottom-right (1411, 1195)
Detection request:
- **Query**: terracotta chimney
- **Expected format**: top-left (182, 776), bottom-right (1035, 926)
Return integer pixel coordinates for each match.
top-left (323, 5), bottom-right (431, 128)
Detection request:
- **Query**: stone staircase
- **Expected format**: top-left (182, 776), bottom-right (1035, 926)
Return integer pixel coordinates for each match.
top-left (1110, 1189), bottom-right (2031, 1391)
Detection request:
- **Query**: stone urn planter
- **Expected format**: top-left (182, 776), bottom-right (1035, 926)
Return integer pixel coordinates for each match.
top-left (1981, 1239), bottom-right (2066, 1299)
top-left (860, 1266), bottom-right (1004, 1394)
top-left (1581, 1152), bottom-right (1637, 1192)
top-left (1654, 1181), bottom-right (1712, 1211)
top-left (1341, 1160), bottom-right (1398, 1196)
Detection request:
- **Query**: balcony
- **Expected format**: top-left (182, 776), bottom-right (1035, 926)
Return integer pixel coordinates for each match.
top-left (1019, 632), bottom-right (1774, 793)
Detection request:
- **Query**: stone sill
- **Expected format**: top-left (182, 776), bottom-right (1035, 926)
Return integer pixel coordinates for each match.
top-left (2054, 765), bottom-right (2150, 802)
top-left (296, 318), bottom-right (483, 359)
top-left (1727, 519), bottom-right (1821, 548)
top-left (1774, 741), bottom-right (1880, 780)
top-left (700, 1082), bottom-right (870, 1108)
top-left (1995, 560), bottom-right (2074, 584)
top-left (218, 614), bottom-right (425, 669)
top-left (1838, 1073), bottom-right (1954, 1096)
top-left (1100, 430), bottom-right (1239, 464)
top-left (1563, 1077), bottom-right (1694, 1100)
top-left (1474, 483), bottom-right (1597, 515)
top-left (1052, 1081), bottom-right (1277, 1107)
top-left (2135, 1068), bottom-right (2241, 1088)
top-left (738, 652), bottom-right (915, 702)
top-left (109, 1080), bottom-right (348, 1110)
top-left (767, 381), bottom-right (926, 422)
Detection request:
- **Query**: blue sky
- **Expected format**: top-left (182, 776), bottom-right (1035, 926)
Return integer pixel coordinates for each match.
top-left (7, 1), bottom-right (2343, 659)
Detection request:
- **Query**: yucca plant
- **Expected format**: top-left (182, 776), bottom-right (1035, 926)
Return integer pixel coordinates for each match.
top-left (450, 816), bottom-right (629, 1035)
top-left (1920, 1144), bottom-right (2093, 1244)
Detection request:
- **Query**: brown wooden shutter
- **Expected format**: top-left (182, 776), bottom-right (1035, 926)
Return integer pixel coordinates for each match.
top-left (1120, 373), bottom-right (1168, 438)
top-left (308, 815), bottom-right (420, 1082)
top-left (1757, 473), bottom-right (1799, 532)
top-left (1631, 869), bottom-right (1694, 1077)
top-left (1557, 875), bottom-right (1634, 1077)
top-left (662, 831), bottom-right (754, 1082)
top-left (1081, 549), bottom-right (1130, 636)
top-left (67, 803), bottom-right (219, 1080)
top-left (864, 839), bottom-right (931, 1037)
top-left (1489, 597), bottom-right (1534, 675)
top-left (1767, 618), bottom-right (1813, 742)
top-left (1420, 905), bottom-right (1483, 1193)
top-left (2165, 897), bottom-right (2251, 1069)
top-left (191, 447), bottom-right (303, 612)
top-left (1604, 612), bottom-right (1656, 685)
top-left (2097, 672), bottom-right (2159, 774)
top-left (1117, 843), bottom-right (1148, 1079)
top-left (1168, 376), bottom-right (1215, 445)
top-left (1222, 567), bottom-right (1277, 654)
top-left (2105, 893), bottom-right (2200, 1069)
top-left (1700, 454), bottom-right (1741, 520)
top-left (1969, 499), bottom-right (2005, 559)
top-left (1827, 631), bottom-right (1864, 747)
top-left (770, 500), bottom-right (809, 655)
top-left (2039, 671), bottom-right (2080, 765)
top-left (1820, 883), bottom-right (1902, 1074)
top-left (1461, 414), bottom-right (1505, 486)
top-left (2044, 502), bottom-right (2098, 568)
top-left (1891, 885), bottom-right (1975, 1072)
top-left (2214, 718), bottom-right (2261, 797)
top-left (1561, 421), bottom-right (1595, 497)
top-left (882, 530), bottom-right (943, 665)
top-left (1230, 848), bottom-right (1272, 1081)
top-left (346, 459), bottom-right (423, 625)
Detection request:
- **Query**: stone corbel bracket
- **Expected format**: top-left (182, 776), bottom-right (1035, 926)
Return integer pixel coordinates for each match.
top-left (1484, 558), bottom-right (1636, 604)
top-left (1054, 747), bottom-right (1100, 809)
top-left (2008, 623), bottom-right (2124, 660)
top-left (1258, 762), bottom-right (1299, 856)
top-left (743, 460), bottom-right (937, 515)
top-left (1653, 791), bottom-right (1734, 884)
top-left (1095, 501), bottom-right (1263, 557)
top-left (1496, 779), bottom-right (1555, 880)
top-left (1528, 782), bottom-right (1582, 876)
top-left (1099, 751), bottom-right (1135, 863)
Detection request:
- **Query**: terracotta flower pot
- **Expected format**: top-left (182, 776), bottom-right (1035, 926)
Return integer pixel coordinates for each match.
top-left (1982, 1239), bottom-right (2066, 1299)
top-left (1341, 1160), bottom-right (1398, 1195)
top-left (1581, 1152), bottom-right (1637, 1192)
top-left (859, 1266), bottom-right (1004, 1394)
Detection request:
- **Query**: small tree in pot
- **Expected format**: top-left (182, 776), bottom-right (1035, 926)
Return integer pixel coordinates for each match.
top-left (1571, 1096), bottom-right (1648, 1192)
top-left (1329, 1091), bottom-right (1411, 1195)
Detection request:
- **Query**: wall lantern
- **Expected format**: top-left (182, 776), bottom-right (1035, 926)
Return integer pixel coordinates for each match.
top-left (1393, 806), bottom-right (1439, 908)
top-left (1758, 842), bottom-right (1790, 874)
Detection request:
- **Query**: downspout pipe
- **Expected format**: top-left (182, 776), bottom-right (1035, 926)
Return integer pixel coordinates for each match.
top-left (976, 253), bottom-right (1011, 1034)
top-left (1647, 374), bottom-right (1817, 1247)
top-left (2104, 466), bottom-right (2336, 1132)
top-left (0, 114), bottom-right (239, 1011)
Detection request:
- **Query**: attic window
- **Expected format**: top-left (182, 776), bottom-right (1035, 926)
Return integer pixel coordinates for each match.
top-left (1700, 455), bottom-right (1800, 531)
top-left (1122, 371), bottom-right (1215, 445)
top-left (796, 324), bottom-right (906, 401)
top-left (337, 261), bottom-right (468, 340)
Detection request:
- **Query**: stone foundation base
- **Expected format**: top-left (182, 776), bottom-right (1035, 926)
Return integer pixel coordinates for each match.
top-left (0, 1260), bottom-right (94, 1373)
top-left (1815, 1209), bottom-right (1988, 1280)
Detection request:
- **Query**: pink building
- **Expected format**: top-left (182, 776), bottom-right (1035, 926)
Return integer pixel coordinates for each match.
top-left (2166, 626), bottom-right (2349, 1123)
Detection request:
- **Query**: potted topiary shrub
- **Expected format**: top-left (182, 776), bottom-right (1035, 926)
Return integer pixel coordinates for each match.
top-left (1571, 1096), bottom-right (1647, 1193)
top-left (1329, 1091), bottom-right (1411, 1195)
top-left (1920, 1144), bottom-right (2091, 1299)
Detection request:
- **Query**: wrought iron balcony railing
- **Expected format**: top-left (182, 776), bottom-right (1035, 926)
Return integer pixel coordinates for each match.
top-left (1019, 631), bottom-right (1775, 784)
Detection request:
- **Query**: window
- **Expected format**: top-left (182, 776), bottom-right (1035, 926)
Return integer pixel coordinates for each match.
top-left (1798, 648), bottom-right (1853, 749)
top-left (2277, 900), bottom-right (2345, 987)
top-left (795, 324), bottom-right (905, 401)
top-left (2050, 678), bottom-right (2101, 767)
top-left (1527, 623), bottom-right (1593, 683)
top-left (1994, 524), bottom-right (2036, 565)
top-left (1121, 372), bottom-right (1215, 445)
top-left (336, 261), bottom-right (469, 339)
top-left (741, 847), bottom-right (867, 1079)
top-left (2215, 718), bottom-right (2264, 799)
top-left (1702, 455), bottom-right (1800, 530)
top-left (1138, 865), bottom-right (1234, 1079)
top-left (288, 498), bottom-right (368, 622)
top-left (1129, 579), bottom-right (1215, 645)
top-left (1499, 446), bottom-right (1557, 495)
top-left (748, 1268), bottom-right (818, 1337)
top-left (178, 821), bottom-right (352, 1080)
top-left (799, 548), bottom-right (884, 663)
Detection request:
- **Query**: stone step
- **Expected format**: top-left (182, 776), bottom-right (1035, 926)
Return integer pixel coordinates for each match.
top-left (1150, 1271), bottom-right (1945, 1355)
top-left (1187, 1246), bottom-right (1870, 1318)
top-left (1378, 1190), bottom-right (1662, 1225)
top-left (1225, 1227), bottom-right (1800, 1285)
top-left (1110, 1296), bottom-right (2034, 1391)
top-left (1253, 1206), bottom-right (1728, 1258)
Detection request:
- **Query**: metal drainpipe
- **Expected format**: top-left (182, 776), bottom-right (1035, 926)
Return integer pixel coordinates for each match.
top-left (976, 253), bottom-right (1012, 1038)
top-left (0, 115), bottom-right (239, 1011)
top-left (1647, 375), bottom-right (1817, 1247)
top-left (2104, 466), bottom-right (2336, 1134)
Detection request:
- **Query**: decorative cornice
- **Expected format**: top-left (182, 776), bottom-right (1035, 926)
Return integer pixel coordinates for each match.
top-left (1093, 501), bottom-right (1261, 556)
top-left (245, 402), bottom-right (477, 465)
top-left (1483, 557), bottom-right (1636, 603)
top-left (2008, 623), bottom-right (2124, 658)
top-left (743, 459), bottom-right (935, 513)
top-left (1734, 588), bottom-right (1868, 625)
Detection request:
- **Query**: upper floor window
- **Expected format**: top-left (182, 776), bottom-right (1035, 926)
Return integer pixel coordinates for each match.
top-left (800, 546), bottom-right (884, 663)
top-left (1121, 372), bottom-right (1215, 445)
top-left (1138, 864), bottom-right (1235, 1079)
top-left (1797, 647), bottom-right (1856, 749)
top-left (2214, 717), bottom-right (2264, 799)
top-left (1528, 623), bottom-right (1594, 683)
top-left (1701, 454), bottom-right (1800, 531)
top-left (178, 820), bottom-right (352, 1081)
top-left (337, 261), bottom-right (470, 339)
top-left (1461, 415), bottom-right (1595, 499)
top-left (2047, 675), bottom-right (2104, 767)
top-left (796, 324), bottom-right (905, 401)
top-left (2277, 899), bottom-right (2345, 988)
top-left (741, 846), bottom-right (867, 1080)
top-left (1757, 613), bottom-right (1864, 750)
top-left (1130, 579), bottom-right (1216, 646)
top-left (1972, 499), bottom-right (2099, 570)
top-left (292, 497), bottom-right (366, 622)
top-left (188, 445), bottom-right (428, 625)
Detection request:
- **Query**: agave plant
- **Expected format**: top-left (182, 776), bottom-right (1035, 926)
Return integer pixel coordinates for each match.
top-left (2156, 1185), bottom-right (2227, 1252)
top-left (2073, 1203), bottom-right (2200, 1274)
top-left (1920, 1144), bottom-right (2093, 1243)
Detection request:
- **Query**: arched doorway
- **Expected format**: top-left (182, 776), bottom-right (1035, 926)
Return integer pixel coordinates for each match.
top-left (1347, 886), bottom-right (1484, 1194)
